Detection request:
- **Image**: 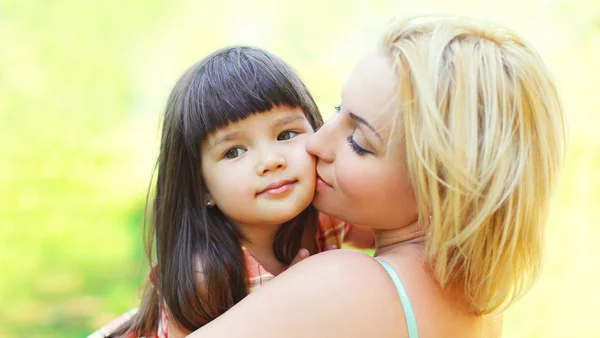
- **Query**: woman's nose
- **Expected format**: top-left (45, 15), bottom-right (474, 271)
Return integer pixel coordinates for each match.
top-left (306, 117), bottom-right (337, 163)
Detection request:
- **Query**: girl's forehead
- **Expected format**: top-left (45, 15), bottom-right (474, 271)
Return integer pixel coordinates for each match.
top-left (219, 107), bottom-right (306, 130)
top-left (203, 107), bottom-right (308, 145)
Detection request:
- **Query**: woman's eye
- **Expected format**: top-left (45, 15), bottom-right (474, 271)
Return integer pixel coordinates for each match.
top-left (277, 130), bottom-right (298, 141)
top-left (223, 147), bottom-right (246, 159)
top-left (346, 134), bottom-right (373, 156)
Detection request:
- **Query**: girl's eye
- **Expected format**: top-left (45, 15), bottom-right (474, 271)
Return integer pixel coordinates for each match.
top-left (346, 134), bottom-right (373, 156)
top-left (277, 130), bottom-right (298, 141)
top-left (223, 147), bottom-right (246, 159)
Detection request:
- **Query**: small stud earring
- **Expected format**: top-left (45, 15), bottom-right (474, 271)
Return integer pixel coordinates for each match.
top-left (206, 199), bottom-right (212, 207)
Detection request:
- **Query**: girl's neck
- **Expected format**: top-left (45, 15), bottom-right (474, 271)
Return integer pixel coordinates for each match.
top-left (238, 223), bottom-right (286, 275)
top-left (373, 219), bottom-right (426, 256)
top-left (238, 223), bottom-right (280, 255)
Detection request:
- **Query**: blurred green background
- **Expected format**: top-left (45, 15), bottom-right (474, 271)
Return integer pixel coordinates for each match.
top-left (1, 0), bottom-right (599, 337)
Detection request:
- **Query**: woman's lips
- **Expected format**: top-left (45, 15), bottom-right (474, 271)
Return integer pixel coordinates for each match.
top-left (316, 175), bottom-right (333, 189)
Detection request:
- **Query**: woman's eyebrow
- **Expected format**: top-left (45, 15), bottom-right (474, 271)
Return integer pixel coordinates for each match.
top-left (348, 112), bottom-right (382, 141)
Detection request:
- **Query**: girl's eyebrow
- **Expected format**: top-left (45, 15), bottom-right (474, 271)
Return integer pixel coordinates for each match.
top-left (209, 131), bottom-right (241, 151)
top-left (207, 114), bottom-right (305, 151)
top-left (273, 114), bottom-right (305, 128)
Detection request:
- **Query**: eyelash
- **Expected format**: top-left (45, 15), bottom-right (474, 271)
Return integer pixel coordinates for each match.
top-left (346, 134), bottom-right (371, 156)
top-left (221, 130), bottom-right (299, 159)
top-left (277, 130), bottom-right (298, 141)
top-left (337, 105), bottom-right (372, 156)
top-left (223, 147), bottom-right (245, 159)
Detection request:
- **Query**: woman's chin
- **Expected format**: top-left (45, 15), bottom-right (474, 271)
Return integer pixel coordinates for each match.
top-left (312, 192), bottom-right (338, 216)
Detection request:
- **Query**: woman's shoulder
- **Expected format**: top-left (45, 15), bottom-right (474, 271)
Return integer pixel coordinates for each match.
top-left (293, 249), bottom-right (384, 284)
top-left (277, 250), bottom-right (410, 336)
top-left (192, 249), bottom-right (408, 338)
top-left (299, 248), bottom-right (418, 295)
top-left (375, 249), bottom-right (504, 338)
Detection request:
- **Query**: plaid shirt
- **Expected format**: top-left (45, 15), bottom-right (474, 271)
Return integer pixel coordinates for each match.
top-left (245, 213), bottom-right (351, 292)
top-left (88, 214), bottom-right (351, 338)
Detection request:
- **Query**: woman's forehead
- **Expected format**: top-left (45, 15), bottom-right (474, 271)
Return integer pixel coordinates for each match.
top-left (342, 50), bottom-right (398, 132)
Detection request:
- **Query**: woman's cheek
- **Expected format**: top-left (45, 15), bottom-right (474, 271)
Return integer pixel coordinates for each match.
top-left (337, 162), bottom-right (380, 202)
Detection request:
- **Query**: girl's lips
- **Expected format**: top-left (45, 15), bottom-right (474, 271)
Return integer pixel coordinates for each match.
top-left (257, 180), bottom-right (297, 197)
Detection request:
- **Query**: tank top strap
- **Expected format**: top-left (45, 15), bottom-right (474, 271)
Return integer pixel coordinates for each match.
top-left (375, 258), bottom-right (419, 338)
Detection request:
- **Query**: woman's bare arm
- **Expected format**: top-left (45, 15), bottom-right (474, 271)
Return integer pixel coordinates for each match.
top-left (186, 249), bottom-right (408, 338)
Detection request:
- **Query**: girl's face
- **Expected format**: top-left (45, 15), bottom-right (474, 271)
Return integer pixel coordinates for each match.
top-left (306, 50), bottom-right (418, 229)
top-left (201, 106), bottom-right (316, 228)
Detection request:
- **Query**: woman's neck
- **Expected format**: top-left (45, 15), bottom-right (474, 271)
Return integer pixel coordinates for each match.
top-left (373, 219), bottom-right (425, 256)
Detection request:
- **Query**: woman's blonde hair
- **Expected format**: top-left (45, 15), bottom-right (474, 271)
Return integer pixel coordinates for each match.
top-left (382, 16), bottom-right (566, 314)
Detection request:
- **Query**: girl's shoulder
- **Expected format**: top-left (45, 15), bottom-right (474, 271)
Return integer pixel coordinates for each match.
top-left (315, 213), bottom-right (352, 250)
top-left (317, 213), bottom-right (348, 233)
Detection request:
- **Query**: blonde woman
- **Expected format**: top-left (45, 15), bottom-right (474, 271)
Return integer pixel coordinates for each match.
top-left (186, 16), bottom-right (566, 338)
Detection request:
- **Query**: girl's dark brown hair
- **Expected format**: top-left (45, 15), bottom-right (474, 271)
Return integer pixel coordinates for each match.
top-left (109, 46), bottom-right (323, 336)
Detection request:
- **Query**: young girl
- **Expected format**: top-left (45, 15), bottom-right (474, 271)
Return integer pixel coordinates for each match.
top-left (91, 46), bottom-right (373, 338)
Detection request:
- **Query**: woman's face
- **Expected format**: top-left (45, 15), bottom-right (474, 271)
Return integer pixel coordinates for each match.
top-left (306, 50), bottom-right (418, 229)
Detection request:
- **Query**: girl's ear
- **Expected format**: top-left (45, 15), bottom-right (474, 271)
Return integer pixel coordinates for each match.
top-left (204, 194), bottom-right (215, 207)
